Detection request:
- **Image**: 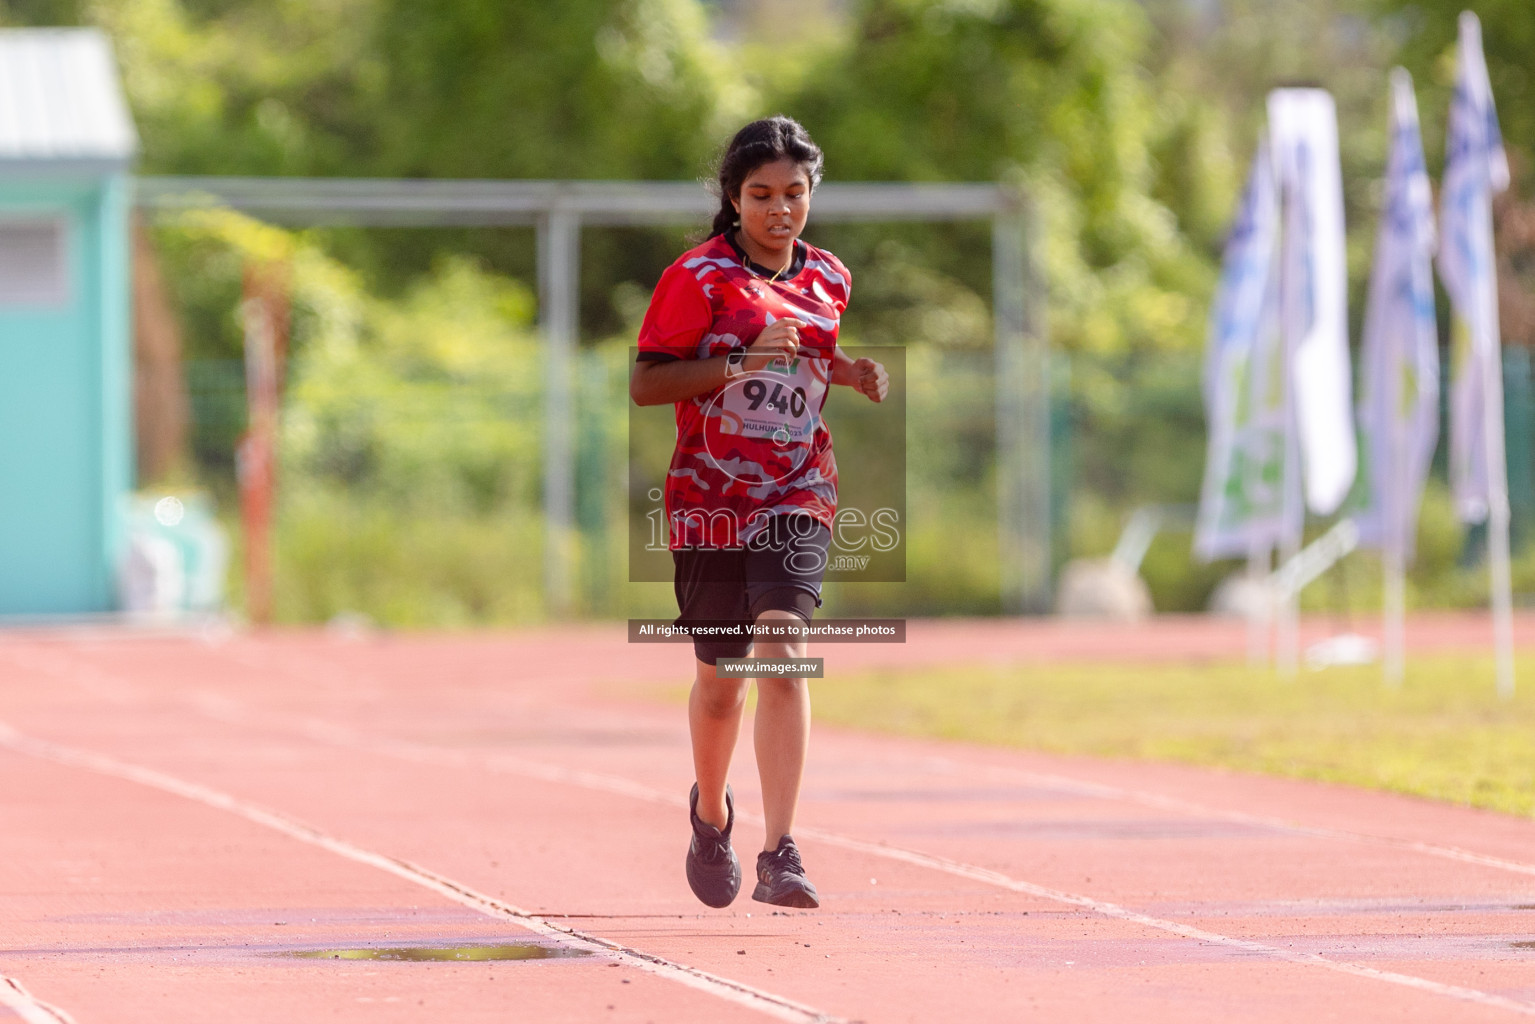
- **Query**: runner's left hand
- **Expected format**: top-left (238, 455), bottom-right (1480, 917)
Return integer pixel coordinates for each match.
top-left (854, 358), bottom-right (888, 403)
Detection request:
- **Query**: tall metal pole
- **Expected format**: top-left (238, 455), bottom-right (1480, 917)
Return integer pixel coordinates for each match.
top-left (538, 209), bottom-right (580, 616)
top-left (1276, 164), bottom-right (1303, 680)
top-left (1247, 541), bottom-right (1269, 666)
top-left (1383, 301), bottom-right (1408, 687)
top-left (993, 198), bottom-right (1050, 613)
top-left (1382, 367), bottom-right (1407, 685)
top-left (1276, 417), bottom-right (1302, 677)
top-left (237, 260), bottom-right (289, 627)
top-left (1482, 335), bottom-right (1516, 698)
top-left (1383, 539), bottom-right (1407, 685)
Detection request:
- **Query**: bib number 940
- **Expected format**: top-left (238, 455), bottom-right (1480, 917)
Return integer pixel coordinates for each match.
top-left (741, 379), bottom-right (808, 419)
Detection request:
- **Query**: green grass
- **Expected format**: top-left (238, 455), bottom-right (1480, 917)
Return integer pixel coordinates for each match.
top-left (806, 656), bottom-right (1535, 817)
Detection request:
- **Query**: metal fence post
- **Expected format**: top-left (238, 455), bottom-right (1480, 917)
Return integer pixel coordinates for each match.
top-left (538, 207), bottom-right (579, 616)
top-left (994, 192), bottom-right (1051, 613)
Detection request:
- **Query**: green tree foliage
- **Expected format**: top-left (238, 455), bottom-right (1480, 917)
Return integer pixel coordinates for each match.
top-left (76, 0), bottom-right (377, 176)
top-left (787, 0), bottom-right (1216, 361)
top-left (1142, 0), bottom-right (1397, 249)
top-left (54, 0), bottom-right (751, 340)
top-left (351, 0), bottom-right (745, 328)
top-left (365, 0), bottom-right (739, 180)
top-left (33, 0), bottom-right (737, 181)
top-left (0, 0), bottom-right (83, 24)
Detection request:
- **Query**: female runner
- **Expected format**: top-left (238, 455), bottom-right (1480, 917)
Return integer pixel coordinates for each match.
top-left (630, 115), bottom-right (888, 909)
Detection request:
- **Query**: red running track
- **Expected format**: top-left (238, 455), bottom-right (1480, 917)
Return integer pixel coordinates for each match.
top-left (0, 615), bottom-right (1533, 1023)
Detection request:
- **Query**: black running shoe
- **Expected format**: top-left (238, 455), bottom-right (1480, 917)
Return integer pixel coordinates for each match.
top-left (752, 834), bottom-right (819, 908)
top-left (686, 783), bottom-right (741, 908)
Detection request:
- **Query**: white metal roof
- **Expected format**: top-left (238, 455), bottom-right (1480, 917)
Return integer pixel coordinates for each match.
top-left (0, 28), bottom-right (137, 166)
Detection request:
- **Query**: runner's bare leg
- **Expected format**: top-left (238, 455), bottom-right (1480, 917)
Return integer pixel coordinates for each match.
top-left (752, 608), bottom-right (811, 850)
top-left (689, 658), bottom-right (748, 830)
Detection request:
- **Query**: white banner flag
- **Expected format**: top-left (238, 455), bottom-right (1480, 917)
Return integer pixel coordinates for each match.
top-left (1268, 88), bottom-right (1357, 519)
top-left (1195, 140), bottom-right (1286, 561)
top-left (1439, 10), bottom-right (1510, 525)
top-left (1356, 69), bottom-right (1439, 560)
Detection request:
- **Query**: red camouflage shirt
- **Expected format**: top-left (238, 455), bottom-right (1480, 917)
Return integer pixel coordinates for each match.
top-left (637, 233), bottom-right (850, 549)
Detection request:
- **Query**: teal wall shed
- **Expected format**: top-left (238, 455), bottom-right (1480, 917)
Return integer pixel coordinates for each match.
top-left (0, 29), bottom-right (136, 615)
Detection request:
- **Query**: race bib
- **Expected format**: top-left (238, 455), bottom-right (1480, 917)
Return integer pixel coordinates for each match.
top-left (703, 354), bottom-right (828, 486)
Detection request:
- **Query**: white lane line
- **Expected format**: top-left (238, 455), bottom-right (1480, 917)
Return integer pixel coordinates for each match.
top-left (274, 720), bottom-right (1535, 1018)
top-left (927, 756), bottom-right (1535, 878)
top-left (0, 721), bottom-right (843, 1024)
top-left (0, 977), bottom-right (75, 1024)
top-left (792, 829), bottom-right (1535, 1016)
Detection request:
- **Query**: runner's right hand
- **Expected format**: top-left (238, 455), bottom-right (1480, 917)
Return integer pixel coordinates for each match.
top-left (744, 318), bottom-right (804, 371)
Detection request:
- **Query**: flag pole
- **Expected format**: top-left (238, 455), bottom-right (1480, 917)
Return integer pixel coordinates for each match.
top-left (1278, 367), bottom-right (1302, 679)
top-left (1384, 362), bottom-right (1406, 684)
top-left (1480, 270), bottom-right (1516, 697)
top-left (1276, 148), bottom-right (1302, 682)
top-left (1248, 540), bottom-right (1269, 666)
top-left (1383, 536), bottom-right (1407, 686)
top-left (1483, 380), bottom-right (1515, 698)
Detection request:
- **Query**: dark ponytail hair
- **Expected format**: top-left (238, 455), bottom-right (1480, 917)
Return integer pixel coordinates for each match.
top-left (709, 115), bottom-right (824, 238)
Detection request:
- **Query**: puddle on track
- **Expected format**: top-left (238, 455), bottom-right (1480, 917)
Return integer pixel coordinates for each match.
top-left (274, 944), bottom-right (593, 962)
top-left (1513, 941), bottom-right (1535, 950)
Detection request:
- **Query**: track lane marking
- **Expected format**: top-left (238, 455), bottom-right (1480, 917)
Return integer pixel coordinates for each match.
top-left (0, 720), bottom-right (843, 1024)
top-left (268, 717), bottom-right (1535, 1018)
top-left (924, 755), bottom-right (1535, 878)
top-left (793, 829), bottom-right (1535, 1016)
top-left (0, 976), bottom-right (75, 1024)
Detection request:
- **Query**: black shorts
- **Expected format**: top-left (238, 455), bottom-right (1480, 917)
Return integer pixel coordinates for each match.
top-left (673, 513), bottom-right (831, 666)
